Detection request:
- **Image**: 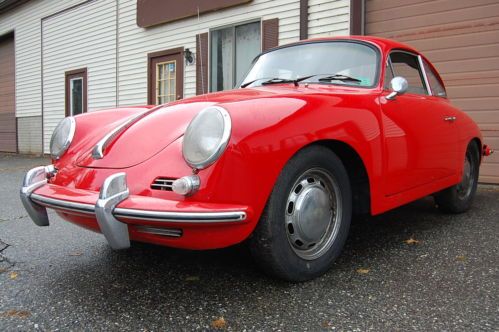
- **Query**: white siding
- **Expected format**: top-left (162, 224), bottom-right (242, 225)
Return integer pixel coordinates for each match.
top-left (308, 0), bottom-right (350, 38)
top-left (116, 0), bottom-right (302, 106)
top-left (42, 0), bottom-right (117, 152)
top-left (1, 0), bottom-right (352, 151)
top-left (0, 0), bottom-right (84, 118)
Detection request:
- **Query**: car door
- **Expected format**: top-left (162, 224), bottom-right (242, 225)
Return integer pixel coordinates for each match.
top-left (380, 51), bottom-right (458, 196)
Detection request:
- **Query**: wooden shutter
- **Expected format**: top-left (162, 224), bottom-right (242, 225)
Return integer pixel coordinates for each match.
top-left (196, 33), bottom-right (208, 95)
top-left (262, 18), bottom-right (279, 51)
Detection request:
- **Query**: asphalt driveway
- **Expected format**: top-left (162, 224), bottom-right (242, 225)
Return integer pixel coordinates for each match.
top-left (0, 153), bottom-right (498, 331)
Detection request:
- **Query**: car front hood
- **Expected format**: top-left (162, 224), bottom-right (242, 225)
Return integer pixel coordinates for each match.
top-left (75, 102), bottom-right (211, 169)
top-left (74, 85), bottom-right (333, 169)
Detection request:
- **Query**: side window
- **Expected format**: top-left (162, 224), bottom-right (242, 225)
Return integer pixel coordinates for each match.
top-left (423, 60), bottom-right (447, 98)
top-left (383, 59), bottom-right (394, 90)
top-left (389, 52), bottom-right (428, 95)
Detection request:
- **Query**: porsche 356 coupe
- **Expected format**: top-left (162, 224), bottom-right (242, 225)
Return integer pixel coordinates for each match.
top-left (21, 36), bottom-right (493, 281)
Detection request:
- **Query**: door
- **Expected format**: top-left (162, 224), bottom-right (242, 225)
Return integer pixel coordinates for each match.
top-left (381, 51), bottom-right (458, 195)
top-left (148, 48), bottom-right (184, 105)
top-left (0, 34), bottom-right (16, 152)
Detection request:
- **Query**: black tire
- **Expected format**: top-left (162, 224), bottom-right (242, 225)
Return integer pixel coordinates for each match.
top-left (249, 146), bottom-right (352, 282)
top-left (434, 141), bottom-right (480, 214)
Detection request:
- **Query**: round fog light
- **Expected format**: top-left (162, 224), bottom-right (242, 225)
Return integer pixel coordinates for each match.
top-left (172, 175), bottom-right (200, 196)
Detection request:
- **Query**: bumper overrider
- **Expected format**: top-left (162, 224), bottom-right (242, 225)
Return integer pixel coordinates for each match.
top-left (20, 166), bottom-right (247, 250)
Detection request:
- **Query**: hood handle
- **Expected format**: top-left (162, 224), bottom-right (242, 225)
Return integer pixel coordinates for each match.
top-left (92, 107), bottom-right (159, 160)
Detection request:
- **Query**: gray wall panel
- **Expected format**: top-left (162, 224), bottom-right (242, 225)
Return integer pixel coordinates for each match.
top-left (17, 116), bottom-right (42, 154)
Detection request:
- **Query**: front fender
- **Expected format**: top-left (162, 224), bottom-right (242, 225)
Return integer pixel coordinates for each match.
top-left (202, 91), bottom-right (383, 230)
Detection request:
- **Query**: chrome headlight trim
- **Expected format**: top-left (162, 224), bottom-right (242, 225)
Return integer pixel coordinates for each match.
top-left (50, 117), bottom-right (76, 160)
top-left (182, 106), bottom-right (232, 170)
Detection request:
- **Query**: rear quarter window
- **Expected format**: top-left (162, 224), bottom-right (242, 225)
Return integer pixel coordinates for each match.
top-left (423, 60), bottom-right (447, 98)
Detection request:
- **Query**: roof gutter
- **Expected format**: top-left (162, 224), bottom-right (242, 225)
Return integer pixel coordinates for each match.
top-left (0, 0), bottom-right (31, 15)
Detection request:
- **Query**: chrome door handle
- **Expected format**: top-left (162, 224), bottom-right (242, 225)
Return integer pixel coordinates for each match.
top-left (444, 116), bottom-right (457, 122)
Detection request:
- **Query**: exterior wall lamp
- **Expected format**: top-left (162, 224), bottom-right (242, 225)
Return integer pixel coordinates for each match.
top-left (184, 48), bottom-right (195, 65)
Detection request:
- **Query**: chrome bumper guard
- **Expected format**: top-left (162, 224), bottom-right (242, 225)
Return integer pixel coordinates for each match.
top-left (20, 166), bottom-right (50, 227)
top-left (20, 166), bottom-right (247, 250)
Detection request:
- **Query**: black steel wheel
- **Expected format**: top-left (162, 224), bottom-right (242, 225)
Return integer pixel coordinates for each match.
top-left (249, 146), bottom-right (352, 282)
top-left (435, 141), bottom-right (480, 214)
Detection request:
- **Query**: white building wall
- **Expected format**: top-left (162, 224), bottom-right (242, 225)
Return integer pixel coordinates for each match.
top-left (42, 0), bottom-right (117, 152)
top-left (116, 0), bottom-right (303, 106)
top-left (308, 0), bottom-right (350, 38)
top-left (0, 0), bottom-right (84, 119)
top-left (1, 0), bottom-right (353, 152)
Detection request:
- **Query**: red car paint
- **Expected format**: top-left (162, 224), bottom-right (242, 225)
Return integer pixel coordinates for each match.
top-left (34, 36), bottom-right (484, 249)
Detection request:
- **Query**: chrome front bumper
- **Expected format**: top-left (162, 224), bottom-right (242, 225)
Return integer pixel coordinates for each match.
top-left (20, 166), bottom-right (247, 250)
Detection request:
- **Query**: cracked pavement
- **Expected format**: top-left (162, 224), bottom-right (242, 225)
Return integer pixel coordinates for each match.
top-left (0, 153), bottom-right (498, 331)
top-left (0, 239), bottom-right (13, 270)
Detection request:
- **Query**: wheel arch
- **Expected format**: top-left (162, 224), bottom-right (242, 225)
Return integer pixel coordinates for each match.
top-left (470, 137), bottom-right (482, 163)
top-left (304, 139), bottom-right (372, 216)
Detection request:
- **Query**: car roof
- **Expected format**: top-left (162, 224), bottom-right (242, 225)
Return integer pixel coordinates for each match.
top-left (269, 35), bottom-right (419, 56)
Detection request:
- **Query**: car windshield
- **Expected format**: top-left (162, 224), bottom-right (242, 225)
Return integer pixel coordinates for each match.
top-left (240, 41), bottom-right (379, 88)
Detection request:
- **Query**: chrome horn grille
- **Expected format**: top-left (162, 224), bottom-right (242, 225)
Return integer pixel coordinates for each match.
top-left (150, 177), bottom-right (177, 191)
top-left (134, 226), bottom-right (182, 237)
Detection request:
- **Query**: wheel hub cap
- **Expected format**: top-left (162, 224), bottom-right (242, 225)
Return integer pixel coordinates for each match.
top-left (457, 155), bottom-right (474, 199)
top-left (285, 168), bottom-right (341, 260)
top-left (294, 186), bottom-right (331, 244)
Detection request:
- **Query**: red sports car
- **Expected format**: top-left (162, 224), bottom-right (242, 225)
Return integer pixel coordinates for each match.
top-left (21, 36), bottom-right (493, 281)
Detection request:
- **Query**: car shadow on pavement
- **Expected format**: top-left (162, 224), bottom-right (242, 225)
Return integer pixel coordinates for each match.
top-left (41, 195), bottom-right (462, 304)
top-left (31, 190), bottom-right (499, 330)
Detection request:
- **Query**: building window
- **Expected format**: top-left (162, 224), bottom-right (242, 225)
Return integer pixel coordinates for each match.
top-left (210, 21), bottom-right (261, 92)
top-left (148, 48), bottom-right (184, 105)
top-left (65, 68), bottom-right (87, 116)
top-left (70, 78), bottom-right (83, 115)
top-left (156, 61), bottom-right (176, 104)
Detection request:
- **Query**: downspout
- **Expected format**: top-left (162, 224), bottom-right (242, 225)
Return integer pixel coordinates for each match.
top-left (299, 0), bottom-right (308, 40)
top-left (350, 0), bottom-right (365, 35)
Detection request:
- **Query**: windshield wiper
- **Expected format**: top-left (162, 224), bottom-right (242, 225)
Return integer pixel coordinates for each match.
top-left (261, 77), bottom-right (295, 86)
top-left (240, 77), bottom-right (270, 88)
top-left (318, 74), bottom-right (362, 83)
top-left (241, 75), bottom-right (315, 88)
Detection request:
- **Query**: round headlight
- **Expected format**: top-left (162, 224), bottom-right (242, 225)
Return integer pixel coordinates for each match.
top-left (50, 117), bottom-right (76, 160)
top-left (182, 106), bottom-right (231, 169)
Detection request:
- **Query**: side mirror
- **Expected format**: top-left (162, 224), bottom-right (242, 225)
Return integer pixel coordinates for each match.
top-left (386, 76), bottom-right (408, 100)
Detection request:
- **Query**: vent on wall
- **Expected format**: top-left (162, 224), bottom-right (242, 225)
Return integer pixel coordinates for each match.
top-left (150, 177), bottom-right (177, 191)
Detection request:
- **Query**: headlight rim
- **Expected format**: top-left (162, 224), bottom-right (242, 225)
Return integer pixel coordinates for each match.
top-left (182, 106), bottom-right (232, 170)
top-left (50, 117), bottom-right (76, 160)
